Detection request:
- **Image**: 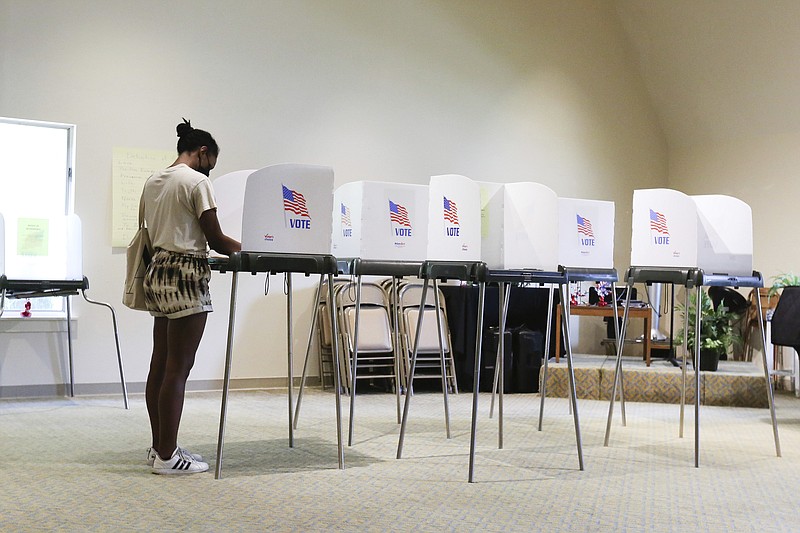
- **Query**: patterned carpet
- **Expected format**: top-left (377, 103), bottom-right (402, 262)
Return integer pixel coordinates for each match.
top-left (1, 385), bottom-right (800, 532)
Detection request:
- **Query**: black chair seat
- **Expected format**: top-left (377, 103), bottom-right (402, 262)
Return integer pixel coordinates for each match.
top-left (708, 286), bottom-right (749, 314)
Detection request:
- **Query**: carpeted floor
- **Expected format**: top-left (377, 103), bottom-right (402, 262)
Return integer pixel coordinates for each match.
top-left (2, 386), bottom-right (800, 532)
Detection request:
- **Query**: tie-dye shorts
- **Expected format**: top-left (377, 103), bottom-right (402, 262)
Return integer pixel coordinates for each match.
top-left (143, 249), bottom-right (212, 319)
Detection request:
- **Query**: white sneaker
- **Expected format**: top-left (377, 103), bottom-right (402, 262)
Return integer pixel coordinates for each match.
top-left (147, 446), bottom-right (203, 467)
top-left (152, 448), bottom-right (209, 475)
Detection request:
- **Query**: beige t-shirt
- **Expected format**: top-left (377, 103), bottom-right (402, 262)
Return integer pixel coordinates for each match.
top-left (142, 163), bottom-right (217, 253)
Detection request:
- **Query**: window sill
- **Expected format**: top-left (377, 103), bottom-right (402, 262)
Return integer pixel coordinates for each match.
top-left (0, 316), bottom-right (76, 333)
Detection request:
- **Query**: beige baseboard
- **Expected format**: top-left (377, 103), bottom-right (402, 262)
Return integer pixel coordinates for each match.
top-left (0, 376), bottom-right (322, 400)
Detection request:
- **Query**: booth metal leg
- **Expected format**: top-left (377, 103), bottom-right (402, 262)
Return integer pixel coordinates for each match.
top-left (604, 278), bottom-right (634, 447)
top-left (294, 274), bottom-right (324, 429)
top-left (327, 274), bottom-right (345, 469)
top-left (755, 288), bottom-right (782, 457)
top-left (215, 271), bottom-right (239, 479)
top-left (489, 283), bottom-right (511, 447)
top-left (679, 287), bottom-right (689, 438)
top-left (81, 290), bottom-right (129, 409)
top-left (347, 276), bottom-right (363, 446)
top-left (467, 282), bottom-right (487, 483)
top-left (538, 284), bottom-right (556, 431)
top-left (610, 283), bottom-right (626, 427)
top-left (287, 274), bottom-right (295, 448)
top-left (565, 285), bottom-right (573, 417)
top-left (65, 296), bottom-right (74, 398)
top-left (432, 279), bottom-right (451, 439)
top-left (559, 284), bottom-right (584, 471)
top-left (694, 286), bottom-right (702, 467)
top-left (397, 281), bottom-right (429, 459)
top-left (392, 277), bottom-right (402, 423)
top-left (490, 283), bottom-right (511, 420)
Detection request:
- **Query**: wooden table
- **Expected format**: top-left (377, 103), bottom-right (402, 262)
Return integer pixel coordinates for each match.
top-left (555, 303), bottom-right (652, 366)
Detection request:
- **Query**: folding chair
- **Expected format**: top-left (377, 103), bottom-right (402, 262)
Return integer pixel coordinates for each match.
top-left (397, 282), bottom-right (458, 394)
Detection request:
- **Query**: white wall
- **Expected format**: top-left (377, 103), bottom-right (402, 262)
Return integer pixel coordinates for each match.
top-left (670, 133), bottom-right (800, 282)
top-left (0, 0), bottom-right (665, 391)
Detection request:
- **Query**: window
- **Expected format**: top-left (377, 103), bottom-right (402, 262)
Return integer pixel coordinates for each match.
top-left (0, 117), bottom-right (76, 315)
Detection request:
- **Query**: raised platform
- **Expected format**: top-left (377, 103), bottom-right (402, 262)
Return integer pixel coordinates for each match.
top-left (544, 355), bottom-right (769, 408)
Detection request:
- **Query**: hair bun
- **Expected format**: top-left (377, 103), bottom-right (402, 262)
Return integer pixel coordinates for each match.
top-left (176, 118), bottom-right (194, 138)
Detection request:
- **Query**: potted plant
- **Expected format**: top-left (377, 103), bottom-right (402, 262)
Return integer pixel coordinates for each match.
top-left (676, 291), bottom-right (743, 371)
top-left (768, 272), bottom-right (800, 298)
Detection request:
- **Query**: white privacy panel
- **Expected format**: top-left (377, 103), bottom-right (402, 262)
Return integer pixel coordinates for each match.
top-left (2, 213), bottom-right (82, 280)
top-left (426, 174), bottom-right (481, 261)
top-left (332, 181), bottom-right (428, 261)
top-left (558, 197), bottom-right (615, 269)
top-left (693, 194), bottom-right (753, 276)
top-left (241, 163), bottom-right (334, 254)
top-left (631, 188), bottom-right (698, 268)
top-left (479, 181), bottom-right (559, 270)
top-left (213, 169), bottom-right (255, 243)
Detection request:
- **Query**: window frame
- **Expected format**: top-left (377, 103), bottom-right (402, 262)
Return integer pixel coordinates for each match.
top-left (0, 117), bottom-right (76, 318)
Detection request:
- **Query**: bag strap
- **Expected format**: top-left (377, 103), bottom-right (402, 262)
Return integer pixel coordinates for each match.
top-left (137, 192), bottom-right (154, 262)
top-left (138, 193), bottom-right (146, 229)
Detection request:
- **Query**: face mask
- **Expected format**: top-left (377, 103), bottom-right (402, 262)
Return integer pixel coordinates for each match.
top-left (198, 152), bottom-right (211, 176)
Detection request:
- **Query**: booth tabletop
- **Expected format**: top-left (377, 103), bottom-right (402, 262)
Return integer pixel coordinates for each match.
top-left (561, 267), bottom-right (618, 284)
top-left (626, 266), bottom-right (702, 287)
top-left (335, 258), bottom-right (424, 278)
top-left (0, 275), bottom-right (88, 297)
top-left (480, 267), bottom-right (566, 285)
top-left (698, 270), bottom-right (764, 288)
top-left (208, 254), bottom-right (239, 273)
top-left (209, 252), bottom-right (338, 275)
top-left (420, 261), bottom-right (484, 282)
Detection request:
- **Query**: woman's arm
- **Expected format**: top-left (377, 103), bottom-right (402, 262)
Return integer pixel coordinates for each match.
top-left (199, 209), bottom-right (241, 256)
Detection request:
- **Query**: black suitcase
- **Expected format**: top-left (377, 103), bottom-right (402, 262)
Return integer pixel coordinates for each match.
top-left (512, 327), bottom-right (544, 393)
top-left (478, 328), bottom-right (513, 393)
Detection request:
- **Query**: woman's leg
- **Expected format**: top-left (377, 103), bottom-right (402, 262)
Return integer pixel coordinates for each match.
top-left (155, 312), bottom-right (208, 459)
top-left (145, 317), bottom-right (169, 450)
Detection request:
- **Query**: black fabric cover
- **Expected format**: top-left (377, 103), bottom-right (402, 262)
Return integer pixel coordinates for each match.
top-left (440, 285), bottom-right (554, 391)
top-left (771, 286), bottom-right (800, 349)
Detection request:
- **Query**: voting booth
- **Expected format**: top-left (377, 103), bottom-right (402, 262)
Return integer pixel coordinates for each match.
top-left (241, 164), bottom-right (334, 254)
top-left (479, 181), bottom-right (559, 270)
top-left (332, 181), bottom-right (428, 260)
top-left (606, 188), bottom-right (779, 467)
top-left (0, 212), bottom-right (127, 407)
top-left (558, 197), bottom-right (615, 269)
top-left (211, 163), bottom-right (345, 478)
top-left (426, 174), bottom-right (481, 261)
top-left (631, 188), bottom-right (753, 275)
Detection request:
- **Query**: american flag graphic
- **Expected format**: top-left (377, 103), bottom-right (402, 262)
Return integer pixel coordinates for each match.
top-left (649, 209), bottom-right (669, 234)
top-left (389, 200), bottom-right (411, 227)
top-left (282, 185), bottom-right (310, 217)
top-left (576, 214), bottom-right (594, 237)
top-left (341, 203), bottom-right (351, 226)
top-left (443, 196), bottom-right (459, 225)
